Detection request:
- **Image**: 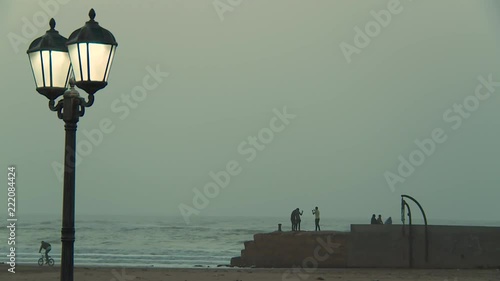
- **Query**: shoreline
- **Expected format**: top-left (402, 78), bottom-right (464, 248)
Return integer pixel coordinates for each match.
top-left (0, 262), bottom-right (236, 269)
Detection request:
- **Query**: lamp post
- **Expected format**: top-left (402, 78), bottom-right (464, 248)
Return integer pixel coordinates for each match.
top-left (27, 9), bottom-right (117, 281)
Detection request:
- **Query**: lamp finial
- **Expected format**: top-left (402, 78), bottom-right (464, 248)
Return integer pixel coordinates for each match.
top-left (69, 77), bottom-right (76, 88)
top-left (89, 9), bottom-right (96, 21)
top-left (49, 18), bottom-right (56, 30)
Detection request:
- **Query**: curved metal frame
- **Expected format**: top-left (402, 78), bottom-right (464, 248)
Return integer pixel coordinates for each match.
top-left (401, 195), bottom-right (429, 266)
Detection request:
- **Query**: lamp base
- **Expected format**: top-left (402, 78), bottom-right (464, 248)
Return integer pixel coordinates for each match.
top-left (75, 81), bottom-right (107, 95)
top-left (36, 87), bottom-right (67, 100)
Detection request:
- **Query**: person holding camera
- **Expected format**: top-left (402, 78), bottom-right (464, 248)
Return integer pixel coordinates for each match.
top-left (312, 206), bottom-right (321, 231)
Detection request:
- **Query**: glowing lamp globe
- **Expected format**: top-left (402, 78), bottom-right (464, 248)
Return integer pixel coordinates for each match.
top-left (66, 9), bottom-right (118, 95)
top-left (27, 18), bottom-right (72, 100)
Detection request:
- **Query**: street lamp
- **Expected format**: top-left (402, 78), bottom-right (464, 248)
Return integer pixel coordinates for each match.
top-left (27, 9), bottom-right (117, 281)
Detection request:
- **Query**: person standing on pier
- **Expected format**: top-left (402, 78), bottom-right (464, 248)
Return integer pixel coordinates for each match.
top-left (294, 208), bottom-right (303, 231)
top-left (290, 209), bottom-right (297, 231)
top-left (312, 206), bottom-right (321, 231)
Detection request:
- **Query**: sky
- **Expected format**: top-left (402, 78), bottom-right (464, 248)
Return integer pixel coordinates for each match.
top-left (1, 0), bottom-right (500, 224)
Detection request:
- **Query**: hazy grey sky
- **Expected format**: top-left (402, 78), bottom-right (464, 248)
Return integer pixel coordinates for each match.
top-left (1, 0), bottom-right (500, 223)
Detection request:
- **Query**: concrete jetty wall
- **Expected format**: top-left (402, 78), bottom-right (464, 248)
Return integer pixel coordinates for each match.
top-left (231, 225), bottom-right (500, 268)
top-left (231, 231), bottom-right (349, 268)
top-left (349, 224), bottom-right (500, 268)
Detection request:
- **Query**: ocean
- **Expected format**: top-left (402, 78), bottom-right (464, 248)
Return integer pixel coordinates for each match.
top-left (1, 214), bottom-right (498, 268)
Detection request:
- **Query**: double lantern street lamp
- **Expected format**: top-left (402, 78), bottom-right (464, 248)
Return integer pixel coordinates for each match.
top-left (26, 9), bottom-right (117, 281)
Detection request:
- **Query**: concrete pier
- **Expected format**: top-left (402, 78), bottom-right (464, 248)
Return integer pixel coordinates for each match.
top-left (231, 225), bottom-right (500, 268)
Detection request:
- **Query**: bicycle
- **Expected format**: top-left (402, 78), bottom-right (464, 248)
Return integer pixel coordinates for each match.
top-left (38, 254), bottom-right (55, 266)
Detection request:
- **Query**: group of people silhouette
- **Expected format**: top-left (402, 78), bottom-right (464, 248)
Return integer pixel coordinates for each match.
top-left (371, 214), bottom-right (392, 225)
top-left (290, 207), bottom-right (321, 231)
top-left (289, 209), bottom-right (392, 231)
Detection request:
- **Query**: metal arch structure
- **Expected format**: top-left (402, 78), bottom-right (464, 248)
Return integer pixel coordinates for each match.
top-left (401, 195), bottom-right (429, 266)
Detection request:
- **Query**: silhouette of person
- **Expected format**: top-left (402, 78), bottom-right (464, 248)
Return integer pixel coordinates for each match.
top-left (294, 208), bottom-right (304, 231)
top-left (39, 241), bottom-right (51, 263)
top-left (385, 216), bottom-right (392, 225)
top-left (312, 207), bottom-right (320, 231)
top-left (290, 209), bottom-right (297, 231)
top-left (371, 214), bottom-right (377, 224)
top-left (377, 214), bottom-right (383, 225)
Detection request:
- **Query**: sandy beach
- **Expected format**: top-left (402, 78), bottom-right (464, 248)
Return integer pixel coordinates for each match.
top-left (1, 265), bottom-right (499, 281)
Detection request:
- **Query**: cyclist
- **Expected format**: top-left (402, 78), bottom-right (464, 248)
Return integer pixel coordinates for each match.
top-left (39, 241), bottom-right (51, 264)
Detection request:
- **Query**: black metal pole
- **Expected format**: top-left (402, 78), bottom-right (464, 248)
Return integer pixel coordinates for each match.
top-left (59, 91), bottom-right (80, 281)
top-left (401, 197), bottom-right (406, 235)
top-left (403, 201), bottom-right (413, 268)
